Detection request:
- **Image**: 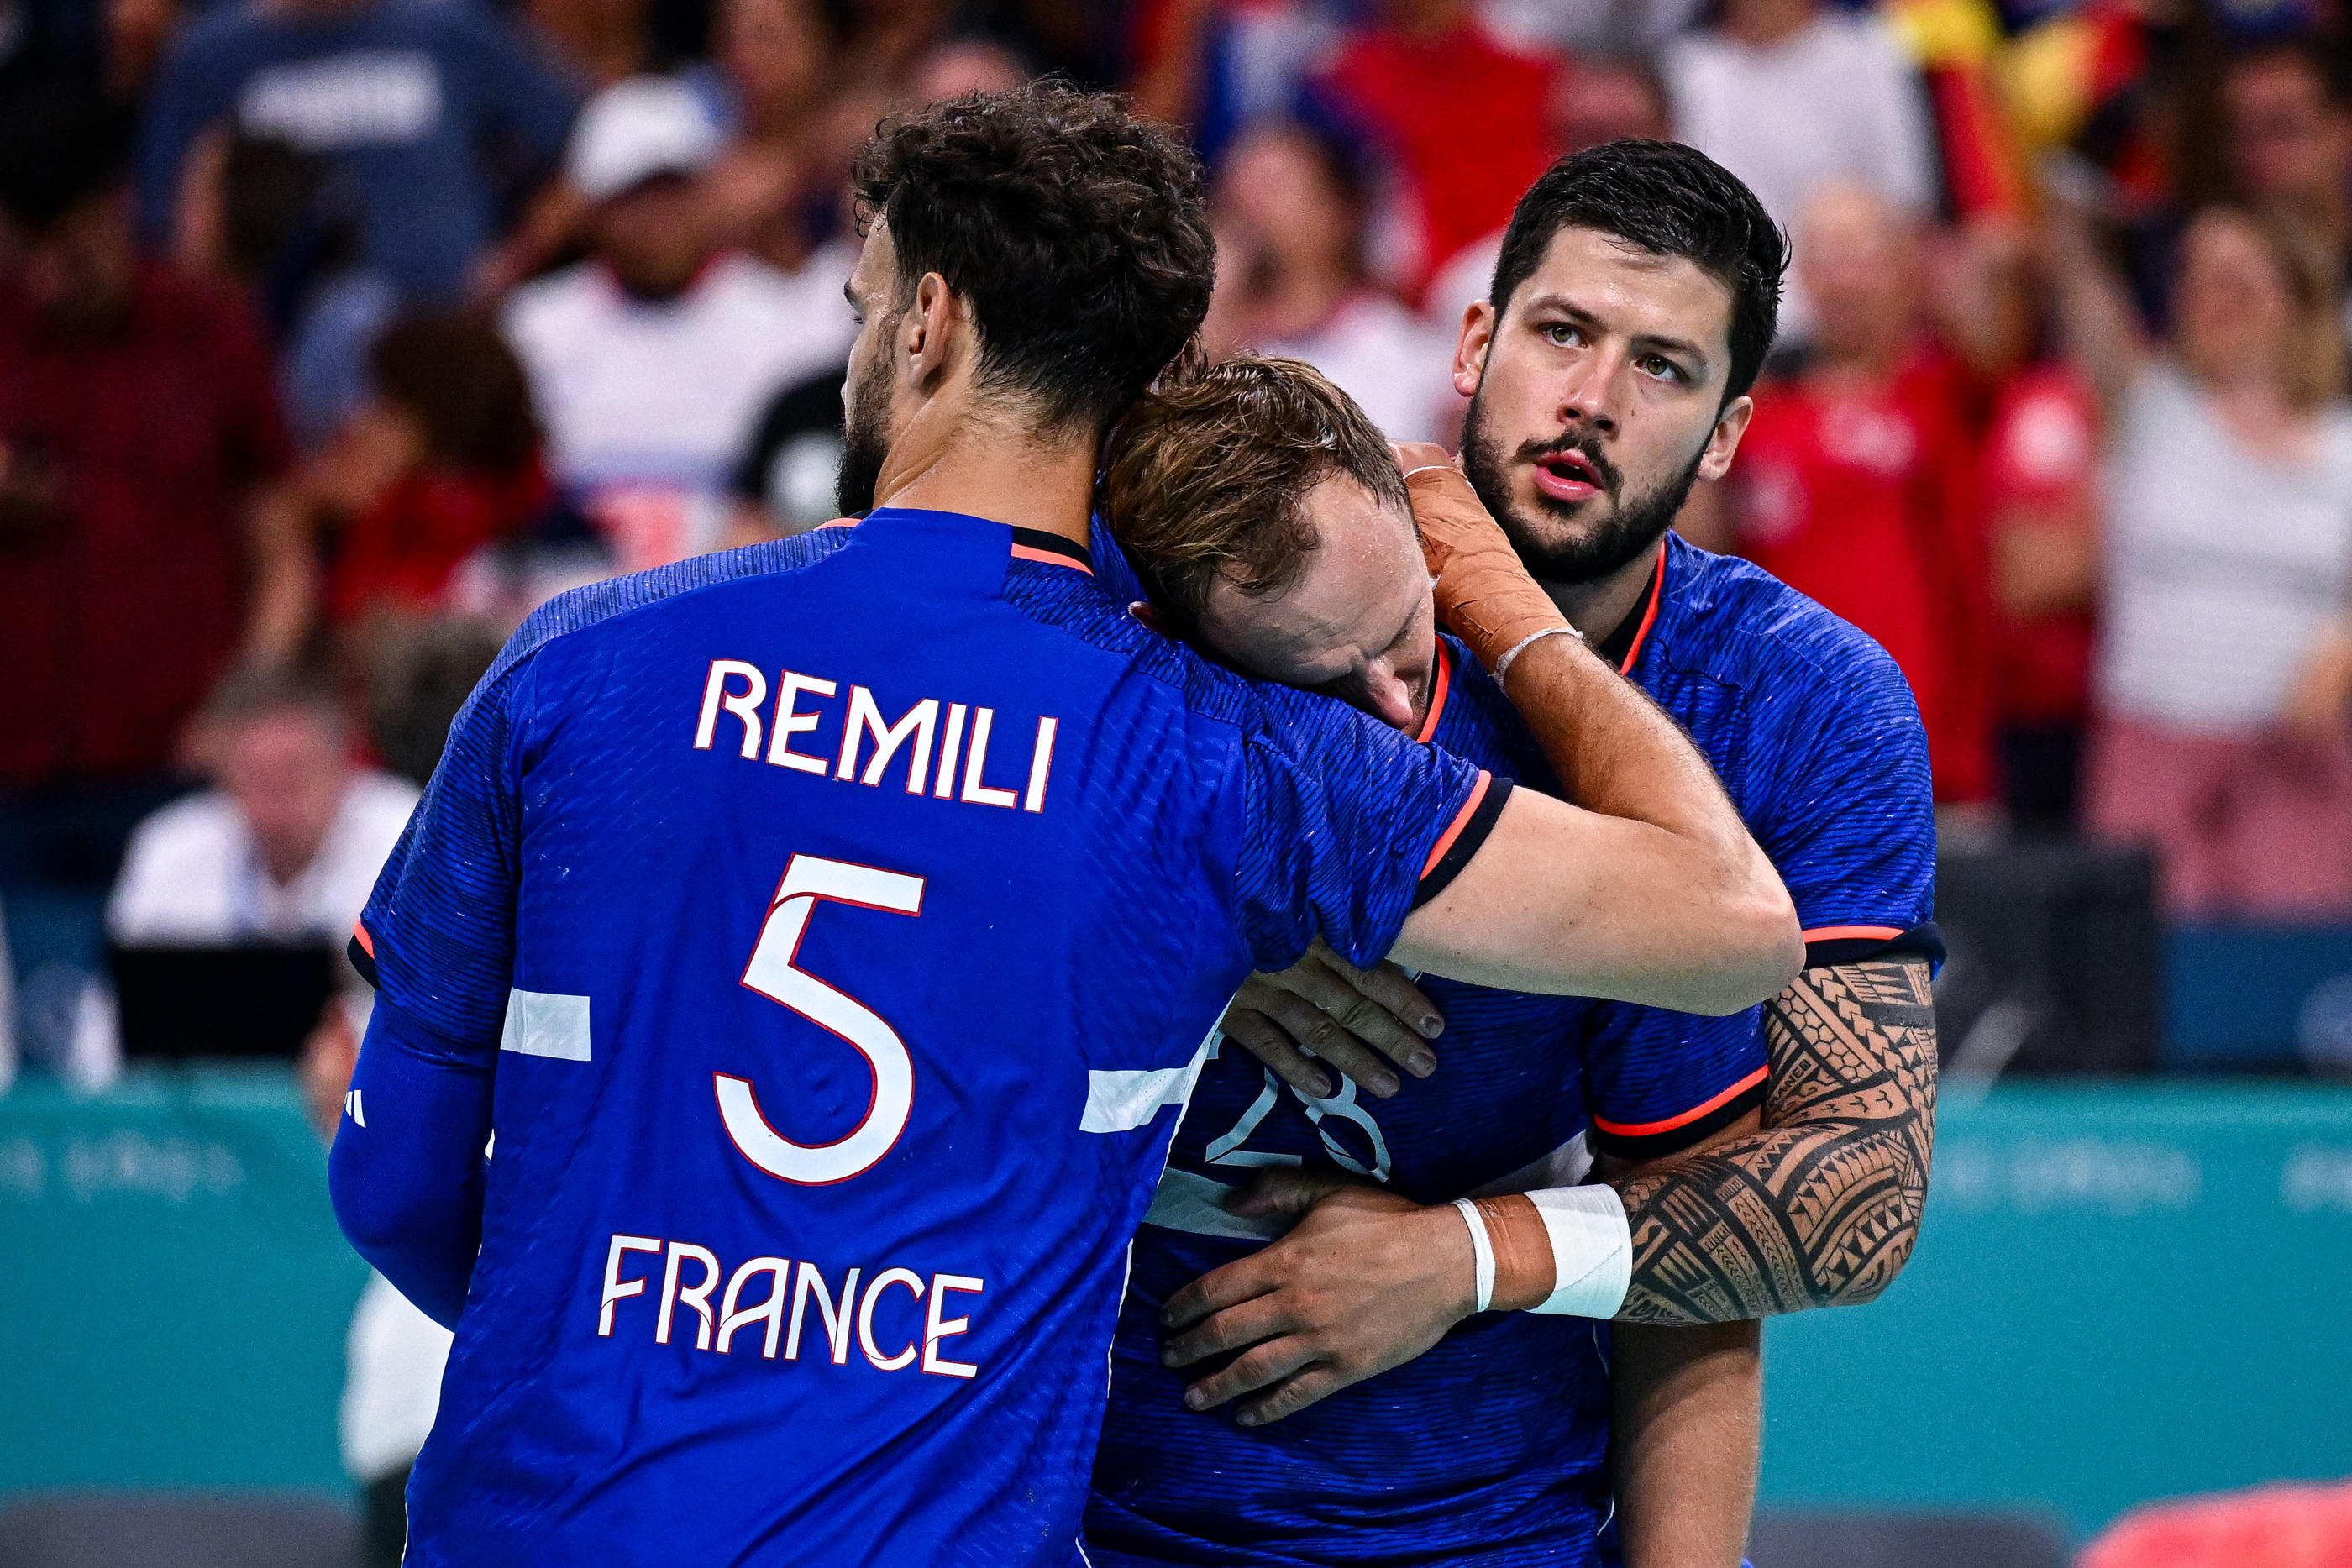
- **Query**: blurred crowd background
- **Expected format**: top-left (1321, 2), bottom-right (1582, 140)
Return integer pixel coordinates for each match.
top-left (5, 0), bottom-right (2352, 1556)
top-left (12, 0), bottom-right (2352, 1085)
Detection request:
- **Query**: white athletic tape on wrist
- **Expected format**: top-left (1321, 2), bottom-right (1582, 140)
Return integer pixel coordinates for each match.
top-left (1523, 1185), bottom-right (1632, 1318)
top-left (1452, 1198), bottom-right (1496, 1315)
top-left (1492, 626), bottom-right (1586, 693)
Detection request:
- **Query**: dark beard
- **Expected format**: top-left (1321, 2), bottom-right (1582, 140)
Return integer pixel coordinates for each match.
top-left (1458, 385), bottom-right (1706, 585)
top-left (834, 330), bottom-right (897, 517)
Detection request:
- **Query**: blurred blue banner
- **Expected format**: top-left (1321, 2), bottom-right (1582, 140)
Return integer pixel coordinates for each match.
top-left (1763, 1082), bottom-right (2352, 1536)
top-left (0, 1068), bottom-right (365, 1495)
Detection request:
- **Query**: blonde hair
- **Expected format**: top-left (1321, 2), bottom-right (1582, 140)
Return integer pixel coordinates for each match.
top-left (1099, 354), bottom-right (1408, 633)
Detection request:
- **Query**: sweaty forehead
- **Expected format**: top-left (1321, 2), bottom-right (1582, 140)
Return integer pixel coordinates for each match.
top-left (1201, 480), bottom-right (1423, 679)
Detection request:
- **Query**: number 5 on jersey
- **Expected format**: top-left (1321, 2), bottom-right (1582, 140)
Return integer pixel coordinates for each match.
top-left (718, 854), bottom-right (926, 1185)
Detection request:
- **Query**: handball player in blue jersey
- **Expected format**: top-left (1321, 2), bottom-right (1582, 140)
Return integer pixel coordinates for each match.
top-left (1085, 143), bottom-right (1942, 1567)
top-left (323, 92), bottom-right (1803, 1567)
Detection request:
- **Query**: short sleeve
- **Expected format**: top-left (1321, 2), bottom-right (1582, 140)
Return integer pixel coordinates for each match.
top-left (1748, 643), bottom-right (1940, 971)
top-left (1229, 684), bottom-right (1507, 973)
top-left (1581, 1000), bottom-right (1769, 1162)
top-left (350, 660), bottom-right (529, 1062)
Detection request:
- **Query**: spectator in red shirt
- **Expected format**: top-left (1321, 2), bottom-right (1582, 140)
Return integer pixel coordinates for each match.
top-left (312, 314), bottom-right (552, 635)
top-left (0, 81), bottom-right (310, 898)
top-left (1942, 219), bottom-right (2101, 831)
top-left (1315, 0), bottom-right (1560, 304)
top-left (1703, 180), bottom-right (1998, 806)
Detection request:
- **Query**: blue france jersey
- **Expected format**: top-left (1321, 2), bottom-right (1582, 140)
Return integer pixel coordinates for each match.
top-left (1087, 532), bottom-right (1937, 1567)
top-left (349, 507), bottom-right (1507, 1566)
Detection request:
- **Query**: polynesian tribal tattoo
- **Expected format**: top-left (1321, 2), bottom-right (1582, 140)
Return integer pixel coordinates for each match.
top-left (1612, 958), bottom-right (1939, 1327)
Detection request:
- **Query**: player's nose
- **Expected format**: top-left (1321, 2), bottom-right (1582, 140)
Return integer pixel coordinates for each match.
top-left (1363, 664), bottom-right (1416, 734)
top-left (1554, 353), bottom-right (1623, 434)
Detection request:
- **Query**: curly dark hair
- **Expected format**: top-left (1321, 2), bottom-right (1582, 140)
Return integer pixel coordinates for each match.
top-left (1489, 139), bottom-right (1788, 406)
top-left (1100, 354), bottom-right (1407, 637)
top-left (851, 81), bottom-right (1216, 434)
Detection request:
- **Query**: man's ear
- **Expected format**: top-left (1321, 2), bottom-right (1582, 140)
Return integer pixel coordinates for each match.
top-left (900, 270), bottom-right (959, 392)
top-left (1452, 302), bottom-right (1495, 399)
top-left (1127, 600), bottom-right (1169, 637)
top-left (1697, 394), bottom-right (1756, 483)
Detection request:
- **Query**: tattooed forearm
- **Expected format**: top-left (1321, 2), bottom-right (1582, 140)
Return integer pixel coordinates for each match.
top-left (1610, 957), bottom-right (1938, 1326)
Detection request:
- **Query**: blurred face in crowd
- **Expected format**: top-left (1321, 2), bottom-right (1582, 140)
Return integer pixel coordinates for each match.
top-left (1954, 215), bottom-right (2040, 382)
top-left (2172, 208), bottom-right (2302, 396)
top-left (1719, 0), bottom-right (1819, 47)
top-left (2225, 53), bottom-right (2352, 211)
top-left (1455, 225), bottom-right (1751, 585)
top-left (11, 188), bottom-right (139, 326)
top-left (722, 0), bottom-right (831, 128)
top-left (591, 171), bottom-right (717, 297)
top-left (1549, 61), bottom-right (1670, 156)
top-left (1794, 181), bottom-right (1914, 370)
top-left (309, 399), bottom-right (427, 520)
top-left (1217, 125), bottom-right (1359, 289)
top-left (221, 705), bottom-right (351, 888)
top-left (1197, 475), bottom-right (1437, 733)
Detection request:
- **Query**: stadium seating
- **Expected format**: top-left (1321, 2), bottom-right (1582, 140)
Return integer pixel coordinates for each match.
top-left (0, 1494), bottom-right (354, 1568)
top-left (1748, 1508), bottom-right (2070, 1567)
top-left (1935, 843), bottom-right (2160, 1077)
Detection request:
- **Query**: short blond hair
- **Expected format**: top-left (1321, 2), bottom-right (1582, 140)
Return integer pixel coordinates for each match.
top-left (1099, 354), bottom-right (1408, 633)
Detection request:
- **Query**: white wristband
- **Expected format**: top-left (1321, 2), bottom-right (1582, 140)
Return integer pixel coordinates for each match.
top-left (1522, 1186), bottom-right (1633, 1318)
top-left (1452, 1198), bottom-right (1496, 1314)
top-left (1492, 625), bottom-right (1586, 693)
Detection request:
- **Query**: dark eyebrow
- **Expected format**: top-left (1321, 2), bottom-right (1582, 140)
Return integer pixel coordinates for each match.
top-left (1525, 295), bottom-right (1713, 377)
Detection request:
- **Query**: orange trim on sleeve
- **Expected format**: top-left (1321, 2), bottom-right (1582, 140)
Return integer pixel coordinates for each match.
top-left (1008, 543), bottom-right (1094, 574)
top-left (1618, 552), bottom-right (1667, 675)
top-left (814, 517), bottom-right (861, 531)
top-left (1413, 641), bottom-right (1454, 744)
top-left (1592, 1063), bottom-right (1768, 1139)
top-left (351, 920), bottom-right (375, 957)
top-left (1803, 924), bottom-right (1907, 942)
top-left (1419, 771), bottom-right (1493, 879)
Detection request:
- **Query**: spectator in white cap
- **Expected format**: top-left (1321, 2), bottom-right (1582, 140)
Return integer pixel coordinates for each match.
top-left (501, 75), bottom-right (857, 577)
